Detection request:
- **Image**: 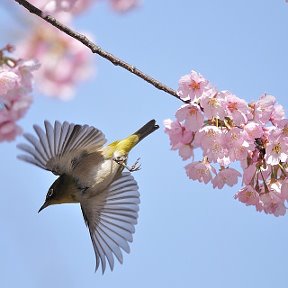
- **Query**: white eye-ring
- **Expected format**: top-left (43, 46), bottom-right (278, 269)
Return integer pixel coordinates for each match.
top-left (47, 188), bottom-right (54, 197)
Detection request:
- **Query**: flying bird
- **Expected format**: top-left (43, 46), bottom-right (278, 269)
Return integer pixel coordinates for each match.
top-left (17, 119), bottom-right (159, 273)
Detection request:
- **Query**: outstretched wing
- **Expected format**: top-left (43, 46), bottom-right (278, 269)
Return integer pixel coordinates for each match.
top-left (17, 120), bottom-right (106, 175)
top-left (81, 172), bottom-right (140, 273)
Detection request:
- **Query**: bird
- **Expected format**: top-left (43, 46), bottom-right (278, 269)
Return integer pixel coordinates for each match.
top-left (17, 119), bottom-right (159, 273)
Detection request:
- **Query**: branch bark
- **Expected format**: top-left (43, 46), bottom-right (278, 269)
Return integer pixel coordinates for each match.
top-left (14, 0), bottom-right (188, 103)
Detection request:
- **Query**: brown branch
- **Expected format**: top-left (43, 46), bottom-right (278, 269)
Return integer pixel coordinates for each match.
top-left (14, 0), bottom-right (188, 104)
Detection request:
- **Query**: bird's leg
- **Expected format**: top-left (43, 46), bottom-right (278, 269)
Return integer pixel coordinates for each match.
top-left (129, 157), bottom-right (141, 172)
top-left (114, 156), bottom-right (141, 172)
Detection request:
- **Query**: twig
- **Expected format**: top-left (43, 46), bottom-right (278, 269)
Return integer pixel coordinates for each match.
top-left (14, 0), bottom-right (188, 104)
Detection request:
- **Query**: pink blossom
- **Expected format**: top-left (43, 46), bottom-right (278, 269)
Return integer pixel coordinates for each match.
top-left (234, 185), bottom-right (260, 206)
top-left (0, 71), bottom-right (18, 95)
top-left (243, 121), bottom-right (264, 142)
top-left (17, 24), bottom-right (92, 100)
top-left (260, 187), bottom-right (286, 217)
top-left (163, 118), bottom-right (195, 160)
top-left (266, 201), bottom-right (286, 217)
top-left (41, 0), bottom-right (79, 13)
top-left (0, 121), bottom-right (22, 142)
top-left (163, 119), bottom-right (193, 149)
top-left (206, 140), bottom-right (227, 164)
top-left (175, 104), bottom-right (204, 132)
top-left (110, 0), bottom-right (139, 12)
top-left (277, 118), bottom-right (288, 132)
top-left (216, 156), bottom-right (232, 167)
top-left (230, 145), bottom-right (250, 163)
top-left (185, 160), bottom-right (216, 184)
top-left (178, 144), bottom-right (194, 160)
top-left (193, 126), bottom-right (223, 149)
top-left (251, 94), bottom-right (276, 125)
top-left (212, 167), bottom-right (241, 189)
top-left (281, 179), bottom-right (288, 200)
top-left (224, 127), bottom-right (245, 148)
top-left (178, 70), bottom-right (210, 102)
top-left (0, 47), bottom-right (38, 142)
top-left (275, 120), bottom-right (288, 143)
top-left (265, 135), bottom-right (288, 165)
top-left (242, 163), bottom-right (257, 186)
top-left (270, 104), bottom-right (285, 126)
top-left (235, 182), bottom-right (286, 216)
top-left (200, 89), bottom-right (227, 120)
top-left (224, 127), bottom-right (248, 162)
top-left (29, 0), bottom-right (92, 14)
top-left (224, 91), bottom-right (252, 125)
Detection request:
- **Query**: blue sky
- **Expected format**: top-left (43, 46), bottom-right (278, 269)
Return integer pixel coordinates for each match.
top-left (1, 1), bottom-right (288, 287)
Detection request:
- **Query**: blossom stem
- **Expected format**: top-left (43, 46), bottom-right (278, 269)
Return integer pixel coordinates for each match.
top-left (259, 169), bottom-right (270, 194)
top-left (278, 163), bottom-right (287, 177)
top-left (14, 0), bottom-right (188, 104)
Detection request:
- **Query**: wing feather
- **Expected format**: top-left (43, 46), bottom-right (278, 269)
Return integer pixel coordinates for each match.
top-left (91, 230), bottom-right (107, 273)
top-left (17, 143), bottom-right (47, 167)
top-left (23, 133), bottom-right (48, 165)
top-left (33, 124), bottom-right (52, 160)
top-left (58, 121), bottom-right (70, 156)
top-left (17, 120), bottom-right (106, 175)
top-left (44, 120), bottom-right (55, 158)
top-left (81, 172), bottom-right (139, 273)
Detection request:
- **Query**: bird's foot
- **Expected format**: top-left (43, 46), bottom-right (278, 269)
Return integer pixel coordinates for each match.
top-left (129, 158), bottom-right (141, 172)
top-left (114, 157), bottom-right (141, 172)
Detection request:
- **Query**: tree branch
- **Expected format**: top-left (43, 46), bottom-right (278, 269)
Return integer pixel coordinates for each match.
top-left (14, 0), bottom-right (188, 103)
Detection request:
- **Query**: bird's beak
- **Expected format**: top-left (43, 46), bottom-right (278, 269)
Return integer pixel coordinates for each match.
top-left (38, 201), bottom-right (49, 213)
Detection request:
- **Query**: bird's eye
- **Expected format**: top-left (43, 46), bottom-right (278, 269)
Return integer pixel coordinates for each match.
top-left (47, 189), bottom-right (54, 197)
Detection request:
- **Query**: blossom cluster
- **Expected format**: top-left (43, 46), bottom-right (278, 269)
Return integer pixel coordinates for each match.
top-left (18, 24), bottom-right (92, 100)
top-left (0, 45), bottom-right (39, 142)
top-left (16, 0), bottom-right (139, 100)
top-left (164, 70), bottom-right (288, 216)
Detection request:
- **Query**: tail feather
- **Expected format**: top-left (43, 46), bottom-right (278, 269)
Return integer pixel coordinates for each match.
top-left (133, 120), bottom-right (159, 142)
top-left (103, 120), bottom-right (159, 157)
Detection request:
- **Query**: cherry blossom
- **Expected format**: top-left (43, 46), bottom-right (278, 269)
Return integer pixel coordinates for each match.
top-left (165, 69), bottom-right (288, 216)
top-left (251, 94), bottom-right (276, 125)
top-left (212, 167), bottom-right (241, 189)
top-left (164, 119), bottom-right (194, 160)
top-left (259, 184), bottom-right (286, 217)
top-left (164, 119), bottom-right (193, 149)
top-left (110, 0), bottom-right (139, 12)
top-left (224, 91), bottom-right (252, 125)
top-left (176, 104), bottom-right (204, 132)
top-left (15, 0), bottom-right (139, 101)
top-left (234, 185), bottom-right (260, 207)
top-left (0, 45), bottom-right (39, 142)
top-left (281, 179), bottom-right (288, 200)
top-left (17, 24), bottom-right (92, 100)
top-left (185, 159), bottom-right (216, 184)
top-left (265, 135), bottom-right (288, 165)
top-left (200, 89), bottom-right (227, 120)
top-left (178, 70), bottom-right (211, 102)
top-left (270, 103), bottom-right (285, 126)
top-left (178, 144), bottom-right (194, 161)
top-left (29, 0), bottom-right (92, 14)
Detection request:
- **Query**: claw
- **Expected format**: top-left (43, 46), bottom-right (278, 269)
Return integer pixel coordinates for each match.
top-left (114, 157), bottom-right (141, 172)
top-left (130, 157), bottom-right (141, 172)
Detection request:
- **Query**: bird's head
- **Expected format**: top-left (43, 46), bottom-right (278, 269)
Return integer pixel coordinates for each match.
top-left (38, 174), bottom-right (79, 213)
